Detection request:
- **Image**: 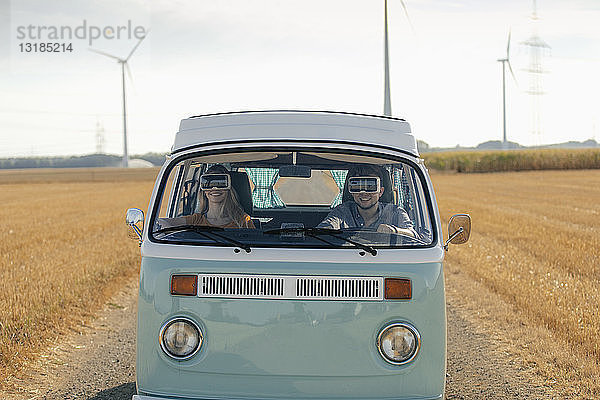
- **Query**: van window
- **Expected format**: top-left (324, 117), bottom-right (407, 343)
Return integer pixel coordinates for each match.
top-left (151, 150), bottom-right (434, 248)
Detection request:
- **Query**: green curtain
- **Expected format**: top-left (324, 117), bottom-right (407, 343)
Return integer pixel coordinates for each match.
top-left (329, 170), bottom-right (348, 207)
top-left (246, 168), bottom-right (284, 209)
top-left (400, 166), bottom-right (414, 213)
top-left (393, 167), bottom-right (403, 205)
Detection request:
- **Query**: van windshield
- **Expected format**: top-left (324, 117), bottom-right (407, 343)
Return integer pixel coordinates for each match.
top-left (150, 150), bottom-right (434, 249)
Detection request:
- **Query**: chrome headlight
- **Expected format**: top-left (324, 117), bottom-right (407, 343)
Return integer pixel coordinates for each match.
top-left (159, 317), bottom-right (202, 360)
top-left (377, 322), bottom-right (420, 365)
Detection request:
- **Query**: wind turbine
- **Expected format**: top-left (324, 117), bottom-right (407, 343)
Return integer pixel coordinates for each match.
top-left (90, 35), bottom-right (147, 168)
top-left (383, 0), bottom-right (413, 117)
top-left (497, 31), bottom-right (518, 149)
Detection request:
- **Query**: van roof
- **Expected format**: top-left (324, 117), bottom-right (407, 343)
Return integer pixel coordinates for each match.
top-left (173, 110), bottom-right (418, 156)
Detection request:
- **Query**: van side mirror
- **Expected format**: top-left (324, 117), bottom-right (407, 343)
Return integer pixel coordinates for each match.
top-left (126, 208), bottom-right (144, 245)
top-left (444, 214), bottom-right (471, 251)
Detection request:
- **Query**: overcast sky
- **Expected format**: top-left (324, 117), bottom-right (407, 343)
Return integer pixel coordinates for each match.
top-left (1, 0), bottom-right (599, 157)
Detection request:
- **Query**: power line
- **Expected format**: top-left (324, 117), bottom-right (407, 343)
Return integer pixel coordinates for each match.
top-left (96, 120), bottom-right (106, 154)
top-left (522, 0), bottom-right (551, 144)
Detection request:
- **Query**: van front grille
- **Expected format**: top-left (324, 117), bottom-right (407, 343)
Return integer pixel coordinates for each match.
top-left (197, 274), bottom-right (383, 300)
top-left (296, 277), bottom-right (382, 300)
top-left (199, 275), bottom-right (284, 298)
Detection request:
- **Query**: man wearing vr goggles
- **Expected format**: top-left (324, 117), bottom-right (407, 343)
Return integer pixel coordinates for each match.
top-left (318, 165), bottom-right (417, 239)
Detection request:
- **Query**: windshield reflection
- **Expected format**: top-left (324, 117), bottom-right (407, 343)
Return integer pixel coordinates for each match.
top-left (151, 151), bottom-right (434, 248)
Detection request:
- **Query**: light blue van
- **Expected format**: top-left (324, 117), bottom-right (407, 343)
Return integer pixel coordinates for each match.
top-left (126, 111), bottom-right (471, 400)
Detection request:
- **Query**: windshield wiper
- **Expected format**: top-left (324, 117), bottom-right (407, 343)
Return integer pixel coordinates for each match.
top-left (154, 224), bottom-right (224, 235)
top-left (153, 225), bottom-right (251, 253)
top-left (263, 227), bottom-right (377, 256)
top-left (341, 227), bottom-right (429, 245)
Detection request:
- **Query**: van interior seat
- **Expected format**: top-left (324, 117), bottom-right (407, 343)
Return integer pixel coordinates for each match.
top-left (230, 171), bottom-right (257, 224)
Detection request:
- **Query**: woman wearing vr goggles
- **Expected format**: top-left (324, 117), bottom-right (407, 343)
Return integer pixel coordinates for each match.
top-left (318, 164), bottom-right (417, 238)
top-left (158, 165), bottom-right (254, 229)
top-left (188, 165), bottom-right (255, 228)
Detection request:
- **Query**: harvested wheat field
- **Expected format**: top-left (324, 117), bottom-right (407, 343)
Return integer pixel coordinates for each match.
top-left (433, 169), bottom-right (600, 398)
top-left (0, 169), bottom-right (157, 384)
top-left (1, 167), bottom-right (599, 398)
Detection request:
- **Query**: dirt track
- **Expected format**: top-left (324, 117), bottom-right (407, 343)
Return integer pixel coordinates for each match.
top-left (5, 268), bottom-right (555, 400)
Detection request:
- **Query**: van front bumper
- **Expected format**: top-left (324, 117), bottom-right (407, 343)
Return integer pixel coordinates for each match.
top-left (133, 395), bottom-right (444, 400)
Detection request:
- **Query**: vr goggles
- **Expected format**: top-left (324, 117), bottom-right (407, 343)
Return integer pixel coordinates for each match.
top-left (200, 173), bottom-right (231, 190)
top-left (348, 176), bottom-right (381, 194)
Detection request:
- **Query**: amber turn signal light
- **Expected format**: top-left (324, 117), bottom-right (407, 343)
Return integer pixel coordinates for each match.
top-left (384, 278), bottom-right (411, 300)
top-left (171, 275), bottom-right (198, 296)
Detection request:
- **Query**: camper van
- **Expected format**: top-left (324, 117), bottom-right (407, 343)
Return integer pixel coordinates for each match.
top-left (126, 111), bottom-right (470, 400)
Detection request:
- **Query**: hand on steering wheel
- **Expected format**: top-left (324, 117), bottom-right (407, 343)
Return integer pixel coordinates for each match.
top-left (376, 224), bottom-right (396, 234)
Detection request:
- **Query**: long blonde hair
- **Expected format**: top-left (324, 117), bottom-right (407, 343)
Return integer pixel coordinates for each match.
top-left (197, 165), bottom-right (247, 227)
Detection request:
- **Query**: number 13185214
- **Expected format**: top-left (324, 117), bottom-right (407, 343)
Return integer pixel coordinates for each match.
top-left (19, 43), bottom-right (73, 53)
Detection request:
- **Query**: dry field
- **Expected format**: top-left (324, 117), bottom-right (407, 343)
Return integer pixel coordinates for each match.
top-left (0, 168), bottom-right (157, 385)
top-left (1, 167), bottom-right (599, 397)
top-left (0, 167), bottom-right (159, 184)
top-left (433, 169), bottom-right (600, 398)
